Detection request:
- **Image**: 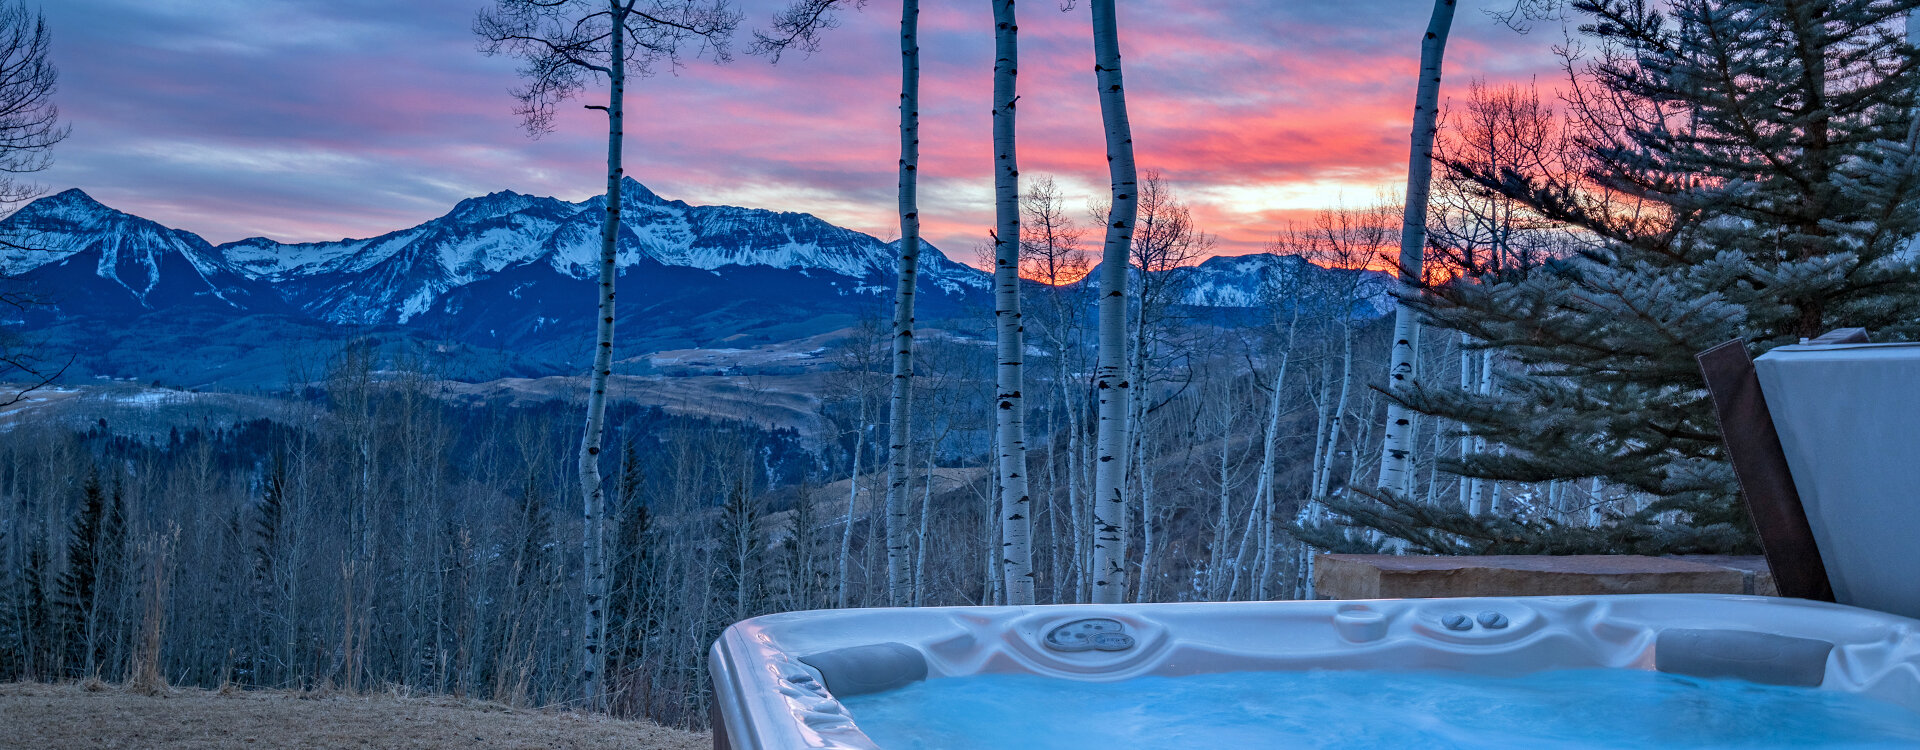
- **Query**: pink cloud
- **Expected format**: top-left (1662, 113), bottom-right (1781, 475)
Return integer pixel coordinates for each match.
top-left (42, 0), bottom-right (1564, 264)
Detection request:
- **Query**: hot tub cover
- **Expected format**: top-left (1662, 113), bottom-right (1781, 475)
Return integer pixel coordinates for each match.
top-left (1754, 342), bottom-right (1920, 620)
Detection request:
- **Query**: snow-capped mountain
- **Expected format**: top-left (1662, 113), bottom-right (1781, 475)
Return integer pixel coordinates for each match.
top-left (1177, 253), bottom-right (1394, 316)
top-left (205, 178), bottom-right (986, 326)
top-left (3, 189), bottom-right (288, 318)
top-left (0, 182), bottom-right (1377, 386)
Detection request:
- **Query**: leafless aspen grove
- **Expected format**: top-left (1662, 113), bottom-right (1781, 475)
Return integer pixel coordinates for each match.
top-left (0, 147), bottom-right (1635, 729)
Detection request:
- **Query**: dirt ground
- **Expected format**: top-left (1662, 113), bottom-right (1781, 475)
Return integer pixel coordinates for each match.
top-left (0, 682), bottom-right (711, 750)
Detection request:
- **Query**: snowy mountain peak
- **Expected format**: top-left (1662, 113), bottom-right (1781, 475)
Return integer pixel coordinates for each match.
top-left (616, 177), bottom-right (669, 206)
top-left (0, 190), bottom-right (280, 313)
top-left (446, 189), bottom-right (554, 224)
top-left (36, 187), bottom-right (112, 212)
top-left (8, 188), bottom-right (124, 232)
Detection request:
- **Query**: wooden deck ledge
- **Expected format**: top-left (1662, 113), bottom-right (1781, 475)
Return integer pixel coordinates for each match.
top-left (1314, 554), bottom-right (1777, 600)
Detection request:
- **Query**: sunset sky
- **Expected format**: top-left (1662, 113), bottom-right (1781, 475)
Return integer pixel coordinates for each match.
top-left (40, 0), bottom-right (1565, 261)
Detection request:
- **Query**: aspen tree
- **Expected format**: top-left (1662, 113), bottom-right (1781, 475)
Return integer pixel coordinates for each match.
top-left (1086, 0), bottom-right (1138, 605)
top-left (479, 0), bottom-right (845, 703)
top-left (990, 0), bottom-right (1034, 606)
top-left (885, 0), bottom-right (922, 606)
top-left (1376, 0), bottom-right (1457, 491)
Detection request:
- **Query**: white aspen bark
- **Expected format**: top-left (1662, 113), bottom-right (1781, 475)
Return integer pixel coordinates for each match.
top-left (1587, 476), bottom-right (1604, 527)
top-left (1459, 334), bottom-right (1476, 511)
top-left (1088, 0), bottom-right (1138, 605)
top-left (1240, 379), bottom-right (1281, 601)
top-left (1226, 473), bottom-right (1263, 600)
top-left (1253, 306), bottom-right (1299, 597)
top-left (1302, 548), bottom-right (1316, 599)
top-left (914, 451), bottom-right (934, 607)
top-left (1046, 428), bottom-right (1064, 603)
top-left (1377, 0), bottom-right (1458, 492)
top-left (1469, 349), bottom-right (1493, 515)
top-left (576, 9), bottom-right (624, 707)
top-left (1308, 367), bottom-right (1330, 491)
top-left (985, 427), bottom-right (1004, 605)
top-left (837, 422), bottom-right (864, 608)
top-left (1424, 422), bottom-right (1442, 506)
top-left (1252, 494), bottom-right (1272, 600)
top-left (991, 0), bottom-right (1034, 606)
top-left (1403, 322), bottom-right (1423, 498)
top-left (1209, 408), bottom-right (1235, 600)
top-left (1345, 395), bottom-right (1374, 491)
top-left (1318, 328), bottom-right (1354, 498)
top-left (885, 0), bottom-right (922, 607)
top-left (1134, 455), bottom-right (1155, 603)
top-left (1128, 296), bottom-right (1155, 604)
top-left (1058, 367), bottom-right (1086, 602)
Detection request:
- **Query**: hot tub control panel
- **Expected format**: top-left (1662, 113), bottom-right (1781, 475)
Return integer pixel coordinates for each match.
top-left (1043, 617), bottom-right (1136, 652)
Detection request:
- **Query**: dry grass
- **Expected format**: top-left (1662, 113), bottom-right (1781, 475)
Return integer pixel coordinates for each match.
top-left (0, 681), bottom-right (710, 750)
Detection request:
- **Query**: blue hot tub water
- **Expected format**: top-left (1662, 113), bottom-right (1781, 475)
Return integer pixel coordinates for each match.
top-left (838, 668), bottom-right (1920, 749)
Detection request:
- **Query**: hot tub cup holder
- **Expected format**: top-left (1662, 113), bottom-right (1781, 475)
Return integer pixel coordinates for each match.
top-left (1334, 605), bottom-right (1392, 643)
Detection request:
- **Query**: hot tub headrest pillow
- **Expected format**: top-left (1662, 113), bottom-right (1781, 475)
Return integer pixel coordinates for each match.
top-left (1655, 628), bottom-right (1834, 687)
top-left (799, 642), bottom-right (929, 697)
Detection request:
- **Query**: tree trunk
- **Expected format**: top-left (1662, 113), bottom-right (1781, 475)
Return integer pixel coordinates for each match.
top-left (1318, 327), bottom-right (1354, 498)
top-left (1254, 306), bottom-right (1300, 597)
top-left (991, 0), bottom-right (1034, 606)
top-left (885, 0), bottom-right (922, 607)
top-left (1057, 341), bottom-right (1086, 603)
top-left (576, 10), bottom-right (625, 708)
top-left (1209, 405), bottom-right (1235, 600)
top-left (1458, 334), bottom-right (1476, 511)
top-left (836, 421), bottom-right (863, 608)
top-left (1088, 0), bottom-right (1137, 605)
top-left (1376, 0), bottom-right (1457, 491)
top-left (1306, 368), bottom-right (1331, 525)
top-left (1045, 391), bottom-right (1066, 603)
top-left (914, 450), bottom-right (934, 607)
top-left (1469, 350), bottom-right (1492, 515)
top-left (1128, 293), bottom-right (1153, 604)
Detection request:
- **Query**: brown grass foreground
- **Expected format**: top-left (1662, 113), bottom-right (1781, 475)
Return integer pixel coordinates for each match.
top-left (0, 681), bottom-right (710, 749)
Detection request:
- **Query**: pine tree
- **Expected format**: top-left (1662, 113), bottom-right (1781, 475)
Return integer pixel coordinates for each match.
top-left (20, 532), bottom-right (53, 679)
top-left (58, 470), bottom-right (124, 677)
top-left (713, 477), bottom-right (764, 626)
top-left (779, 481), bottom-right (826, 613)
top-left (1316, 0), bottom-right (1920, 554)
top-left (606, 442), bottom-right (654, 675)
top-left (252, 454), bottom-right (290, 685)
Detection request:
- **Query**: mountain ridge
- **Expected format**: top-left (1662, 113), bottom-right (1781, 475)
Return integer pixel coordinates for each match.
top-left (0, 182), bottom-right (1384, 387)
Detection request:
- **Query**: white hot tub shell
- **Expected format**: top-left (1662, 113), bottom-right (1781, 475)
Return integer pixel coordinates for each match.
top-left (708, 595), bottom-right (1920, 749)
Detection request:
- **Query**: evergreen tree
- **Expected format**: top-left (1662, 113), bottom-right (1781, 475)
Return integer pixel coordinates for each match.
top-left (713, 476), bottom-right (764, 626)
top-left (20, 532), bottom-right (53, 679)
top-left (58, 470), bottom-right (125, 677)
top-left (606, 441), bottom-right (654, 674)
top-left (779, 482), bottom-right (827, 613)
top-left (1312, 0), bottom-right (1920, 554)
top-left (251, 453), bottom-right (290, 685)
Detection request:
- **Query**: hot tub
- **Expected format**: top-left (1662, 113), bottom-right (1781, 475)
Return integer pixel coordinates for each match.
top-left (709, 595), bottom-right (1920, 748)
